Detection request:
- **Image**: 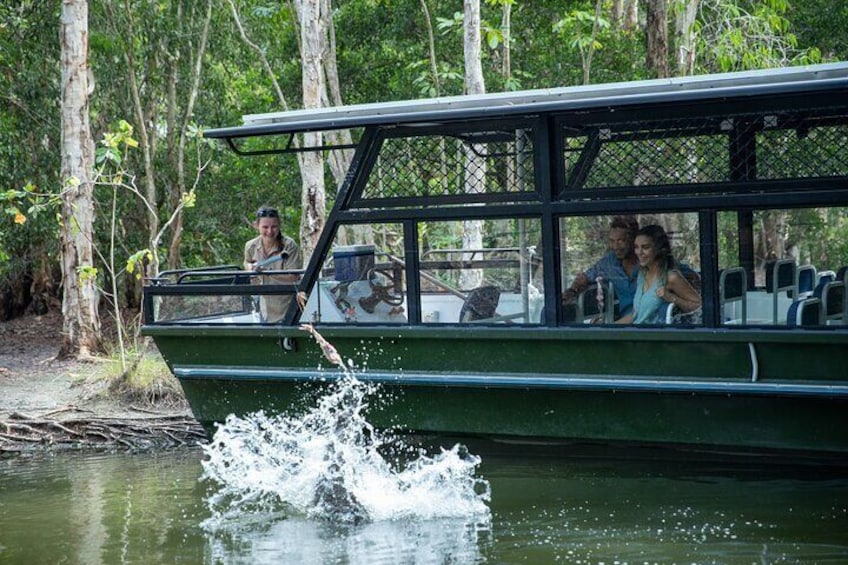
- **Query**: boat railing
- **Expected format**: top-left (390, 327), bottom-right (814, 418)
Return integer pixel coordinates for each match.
top-left (149, 265), bottom-right (306, 286)
top-left (143, 265), bottom-right (307, 325)
top-left (380, 253), bottom-right (466, 300)
top-left (149, 264), bottom-right (242, 285)
top-left (420, 247), bottom-right (522, 265)
top-left (419, 247), bottom-right (527, 292)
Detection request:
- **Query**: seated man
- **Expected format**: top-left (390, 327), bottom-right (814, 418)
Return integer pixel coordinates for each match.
top-left (562, 215), bottom-right (639, 321)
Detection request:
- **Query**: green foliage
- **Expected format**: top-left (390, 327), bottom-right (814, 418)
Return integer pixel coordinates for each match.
top-left (0, 1), bottom-right (62, 296)
top-left (791, 0), bottom-right (848, 61)
top-left (77, 264), bottom-right (99, 285)
top-left (695, 0), bottom-right (823, 73)
top-left (127, 249), bottom-right (153, 280)
top-left (553, 9), bottom-right (610, 53)
top-left (407, 60), bottom-right (463, 97)
top-left (1, 0), bottom-right (844, 321)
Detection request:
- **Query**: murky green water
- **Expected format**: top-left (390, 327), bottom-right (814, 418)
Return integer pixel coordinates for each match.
top-left (1, 447), bottom-right (847, 564)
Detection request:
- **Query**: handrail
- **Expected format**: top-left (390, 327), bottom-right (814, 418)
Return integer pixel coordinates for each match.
top-left (421, 247), bottom-right (521, 258)
top-left (384, 253), bottom-right (467, 300)
top-left (147, 269), bottom-right (306, 286)
top-left (157, 264), bottom-right (241, 279)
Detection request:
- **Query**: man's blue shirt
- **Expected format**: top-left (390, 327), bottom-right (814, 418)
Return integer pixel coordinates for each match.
top-left (584, 252), bottom-right (637, 316)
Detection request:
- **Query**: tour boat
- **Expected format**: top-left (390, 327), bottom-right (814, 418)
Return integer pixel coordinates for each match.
top-left (142, 63), bottom-right (848, 460)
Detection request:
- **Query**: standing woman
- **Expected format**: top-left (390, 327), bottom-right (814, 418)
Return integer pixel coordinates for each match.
top-left (616, 224), bottom-right (701, 324)
top-left (244, 206), bottom-right (301, 322)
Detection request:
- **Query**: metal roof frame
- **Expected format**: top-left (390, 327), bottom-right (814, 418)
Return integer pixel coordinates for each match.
top-left (204, 63), bottom-right (848, 146)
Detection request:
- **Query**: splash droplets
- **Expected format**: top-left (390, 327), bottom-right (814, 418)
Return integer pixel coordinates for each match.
top-left (201, 375), bottom-right (491, 529)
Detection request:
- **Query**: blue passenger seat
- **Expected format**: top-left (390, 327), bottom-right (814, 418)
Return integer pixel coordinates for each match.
top-left (786, 297), bottom-right (823, 328)
top-left (719, 267), bottom-right (747, 324)
top-left (766, 259), bottom-right (795, 324)
top-left (816, 270), bottom-right (836, 287)
top-left (822, 281), bottom-right (846, 325)
top-left (795, 264), bottom-right (816, 298)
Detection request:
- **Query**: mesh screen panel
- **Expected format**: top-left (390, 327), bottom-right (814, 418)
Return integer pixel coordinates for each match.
top-left (564, 111), bottom-right (848, 190)
top-left (358, 129), bottom-right (535, 203)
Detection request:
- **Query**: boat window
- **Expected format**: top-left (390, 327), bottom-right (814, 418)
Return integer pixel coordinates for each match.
top-left (300, 223), bottom-right (408, 324)
top-left (354, 125), bottom-right (536, 207)
top-left (559, 213), bottom-right (702, 325)
top-left (417, 217), bottom-right (543, 324)
top-left (717, 206), bottom-right (848, 327)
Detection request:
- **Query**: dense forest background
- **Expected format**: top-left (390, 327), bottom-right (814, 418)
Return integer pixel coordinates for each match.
top-left (1, 0), bottom-right (846, 328)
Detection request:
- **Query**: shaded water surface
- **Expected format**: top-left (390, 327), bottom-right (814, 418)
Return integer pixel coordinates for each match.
top-left (1, 447), bottom-right (847, 564)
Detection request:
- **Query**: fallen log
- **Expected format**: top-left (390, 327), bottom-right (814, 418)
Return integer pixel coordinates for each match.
top-left (0, 414), bottom-right (208, 453)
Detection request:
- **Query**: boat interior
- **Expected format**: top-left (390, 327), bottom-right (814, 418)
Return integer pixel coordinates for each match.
top-left (144, 64), bottom-right (848, 333)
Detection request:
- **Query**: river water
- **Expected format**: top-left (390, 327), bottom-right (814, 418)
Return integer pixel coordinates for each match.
top-left (2, 374), bottom-right (847, 564)
top-left (2, 445), bottom-right (848, 563)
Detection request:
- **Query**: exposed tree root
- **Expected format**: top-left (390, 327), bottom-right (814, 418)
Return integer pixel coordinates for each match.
top-left (0, 412), bottom-right (208, 453)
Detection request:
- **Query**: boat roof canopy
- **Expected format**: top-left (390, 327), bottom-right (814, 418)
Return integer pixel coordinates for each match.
top-left (203, 62), bottom-right (848, 152)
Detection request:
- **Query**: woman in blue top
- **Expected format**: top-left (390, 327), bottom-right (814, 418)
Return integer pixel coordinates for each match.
top-left (616, 224), bottom-right (701, 324)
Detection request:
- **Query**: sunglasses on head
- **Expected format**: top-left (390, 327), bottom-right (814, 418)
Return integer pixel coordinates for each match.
top-left (256, 208), bottom-right (279, 219)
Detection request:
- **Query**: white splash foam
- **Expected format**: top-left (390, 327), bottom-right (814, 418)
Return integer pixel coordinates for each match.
top-left (201, 375), bottom-right (491, 529)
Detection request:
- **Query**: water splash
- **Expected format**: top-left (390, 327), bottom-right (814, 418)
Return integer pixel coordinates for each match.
top-left (201, 330), bottom-right (491, 531)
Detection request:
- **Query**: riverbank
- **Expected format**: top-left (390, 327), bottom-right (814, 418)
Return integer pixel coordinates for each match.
top-left (0, 311), bottom-right (206, 453)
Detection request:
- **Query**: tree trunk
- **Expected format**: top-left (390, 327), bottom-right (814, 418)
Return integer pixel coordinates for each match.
top-left (420, 0), bottom-right (440, 94)
top-left (583, 0), bottom-right (604, 85)
top-left (623, 0), bottom-right (638, 32)
top-left (228, 0), bottom-right (325, 262)
top-left (167, 0), bottom-right (213, 269)
top-left (674, 0), bottom-right (699, 76)
top-left (296, 0), bottom-right (326, 262)
top-left (321, 0), bottom-right (354, 191)
top-left (501, 0), bottom-right (511, 81)
top-left (463, 0), bottom-right (485, 96)
top-left (164, 4), bottom-right (181, 270)
top-left (113, 3), bottom-right (160, 274)
top-left (321, 0), bottom-right (368, 245)
top-left (59, 0), bottom-right (101, 357)
top-left (461, 0), bottom-right (485, 290)
top-left (645, 0), bottom-right (669, 78)
top-left (611, 0), bottom-right (623, 28)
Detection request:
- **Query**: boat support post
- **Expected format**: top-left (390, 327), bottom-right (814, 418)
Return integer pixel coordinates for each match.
top-left (279, 337), bottom-right (298, 352)
top-left (748, 342), bottom-right (758, 382)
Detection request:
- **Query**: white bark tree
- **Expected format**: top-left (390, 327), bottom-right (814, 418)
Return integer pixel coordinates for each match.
top-left (295, 0), bottom-right (327, 260)
top-left (321, 0), bottom-right (354, 189)
top-left (319, 0), bottom-right (368, 246)
top-left (461, 0), bottom-right (486, 290)
top-left (463, 0), bottom-right (485, 96)
top-left (228, 0), bottom-right (349, 259)
top-left (674, 0), bottom-right (699, 76)
top-left (59, 0), bottom-right (101, 357)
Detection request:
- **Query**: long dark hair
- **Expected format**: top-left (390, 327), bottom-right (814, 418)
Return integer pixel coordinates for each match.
top-left (636, 224), bottom-right (677, 274)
